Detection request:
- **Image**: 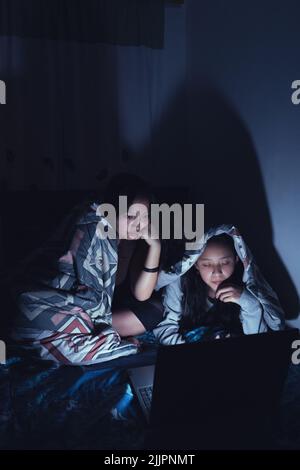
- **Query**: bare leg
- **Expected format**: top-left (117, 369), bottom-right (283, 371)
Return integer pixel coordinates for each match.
top-left (112, 308), bottom-right (146, 337)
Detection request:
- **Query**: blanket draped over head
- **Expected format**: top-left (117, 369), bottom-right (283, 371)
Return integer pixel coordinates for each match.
top-left (155, 224), bottom-right (285, 337)
top-left (10, 203), bottom-right (138, 364)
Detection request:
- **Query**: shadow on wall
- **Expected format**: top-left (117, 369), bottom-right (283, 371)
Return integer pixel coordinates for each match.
top-left (136, 82), bottom-right (299, 319)
top-left (187, 84), bottom-right (299, 320)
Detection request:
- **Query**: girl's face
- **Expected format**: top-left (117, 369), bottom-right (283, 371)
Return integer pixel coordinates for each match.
top-left (195, 241), bottom-right (238, 296)
top-left (118, 198), bottom-right (149, 240)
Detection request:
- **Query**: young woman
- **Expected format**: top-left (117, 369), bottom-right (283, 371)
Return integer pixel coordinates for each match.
top-left (153, 225), bottom-right (285, 345)
top-left (11, 174), bottom-right (163, 364)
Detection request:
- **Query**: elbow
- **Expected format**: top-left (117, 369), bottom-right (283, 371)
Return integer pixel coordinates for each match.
top-left (131, 286), bottom-right (151, 302)
top-left (133, 291), bottom-right (151, 302)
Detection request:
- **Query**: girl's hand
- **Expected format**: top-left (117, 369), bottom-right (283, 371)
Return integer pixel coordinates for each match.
top-left (140, 224), bottom-right (161, 248)
top-left (215, 284), bottom-right (243, 304)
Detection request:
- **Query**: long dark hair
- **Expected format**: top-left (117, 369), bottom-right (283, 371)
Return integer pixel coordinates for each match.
top-left (179, 234), bottom-right (244, 336)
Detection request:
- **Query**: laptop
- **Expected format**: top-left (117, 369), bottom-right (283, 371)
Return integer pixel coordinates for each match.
top-left (128, 329), bottom-right (298, 449)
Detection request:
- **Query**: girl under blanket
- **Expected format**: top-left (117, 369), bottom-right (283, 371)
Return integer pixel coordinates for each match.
top-left (9, 174), bottom-right (164, 365)
top-left (153, 224), bottom-right (285, 345)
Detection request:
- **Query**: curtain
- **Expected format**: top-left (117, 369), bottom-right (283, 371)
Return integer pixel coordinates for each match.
top-left (0, 0), bottom-right (165, 48)
top-left (0, 3), bottom-right (186, 191)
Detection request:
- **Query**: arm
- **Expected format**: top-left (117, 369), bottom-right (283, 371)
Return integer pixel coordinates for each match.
top-left (153, 278), bottom-right (186, 345)
top-left (64, 222), bottom-right (113, 319)
top-left (238, 288), bottom-right (268, 334)
top-left (216, 280), bottom-right (284, 334)
top-left (130, 236), bottom-right (161, 302)
top-left (247, 264), bottom-right (285, 331)
top-left (216, 284), bottom-right (267, 334)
